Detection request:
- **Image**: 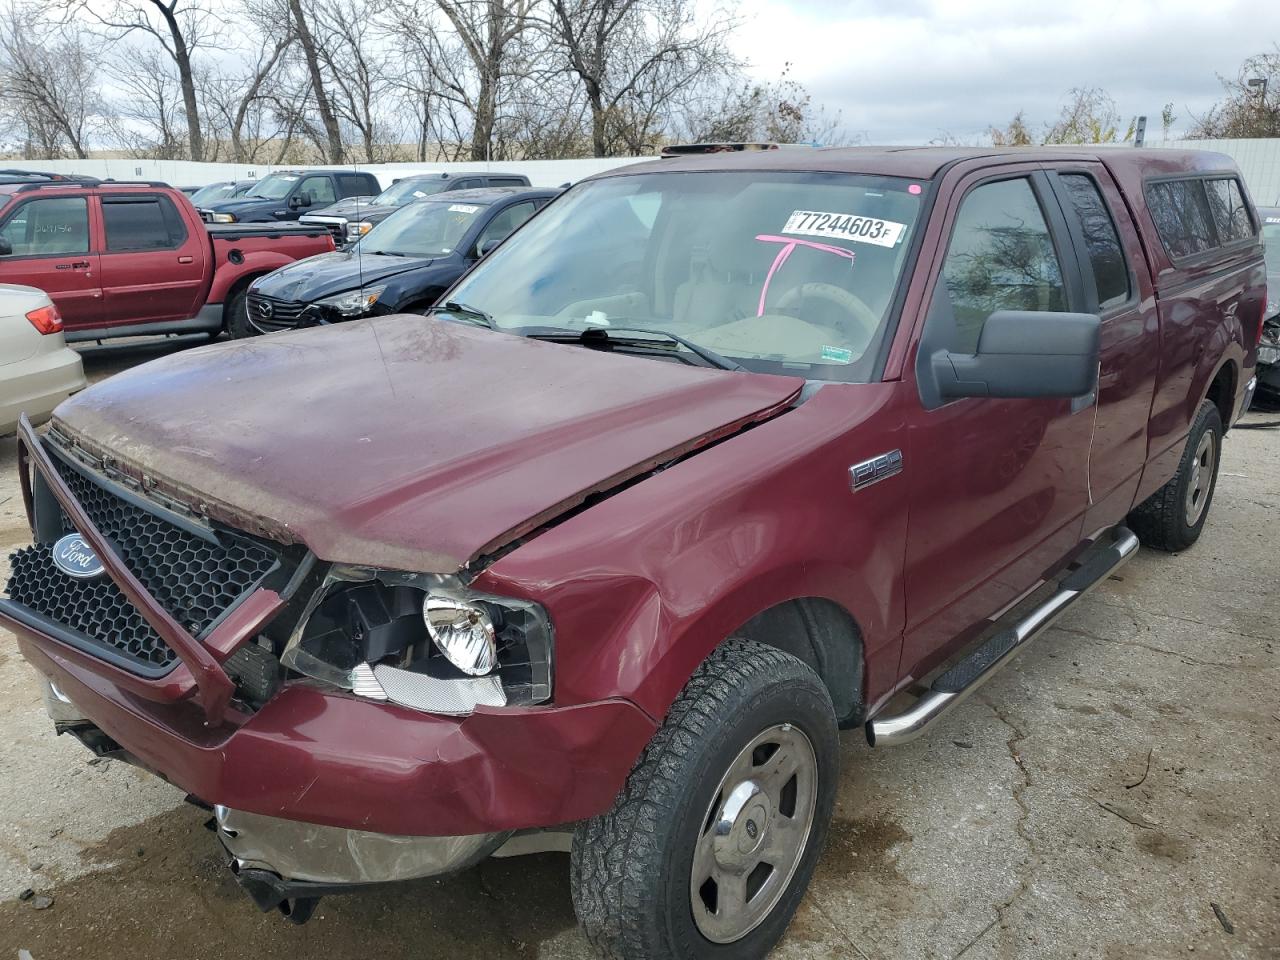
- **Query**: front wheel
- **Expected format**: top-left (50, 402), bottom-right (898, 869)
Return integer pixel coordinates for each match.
top-left (1128, 399), bottom-right (1224, 551)
top-left (571, 640), bottom-right (838, 960)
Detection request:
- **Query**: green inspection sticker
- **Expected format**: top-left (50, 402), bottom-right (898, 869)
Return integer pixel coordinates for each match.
top-left (820, 345), bottom-right (853, 364)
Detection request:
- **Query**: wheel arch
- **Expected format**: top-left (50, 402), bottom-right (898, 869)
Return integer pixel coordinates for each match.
top-left (1203, 358), bottom-right (1237, 431)
top-left (220, 272), bottom-right (268, 330)
top-left (733, 597), bottom-right (866, 728)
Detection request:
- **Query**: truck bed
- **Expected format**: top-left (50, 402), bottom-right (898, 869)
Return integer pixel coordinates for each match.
top-left (206, 223), bottom-right (334, 241)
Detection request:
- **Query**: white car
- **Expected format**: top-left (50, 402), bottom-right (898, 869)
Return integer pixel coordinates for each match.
top-left (0, 284), bottom-right (86, 434)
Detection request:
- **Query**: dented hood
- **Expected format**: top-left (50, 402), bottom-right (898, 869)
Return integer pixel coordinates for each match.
top-left (52, 317), bottom-right (800, 572)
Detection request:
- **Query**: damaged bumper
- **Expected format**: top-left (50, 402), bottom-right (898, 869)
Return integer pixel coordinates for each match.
top-left (215, 805), bottom-right (506, 885)
top-left (9, 627), bottom-right (656, 838)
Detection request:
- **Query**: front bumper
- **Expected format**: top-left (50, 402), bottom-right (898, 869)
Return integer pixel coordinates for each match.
top-left (215, 805), bottom-right (505, 884)
top-left (9, 619), bottom-right (656, 837)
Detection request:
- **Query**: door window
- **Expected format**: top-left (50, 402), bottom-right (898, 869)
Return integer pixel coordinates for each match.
top-left (102, 195), bottom-right (188, 251)
top-left (1059, 174), bottom-right (1131, 308)
top-left (475, 201), bottom-right (537, 253)
top-left (299, 176), bottom-right (337, 206)
top-left (941, 178), bottom-right (1067, 352)
top-left (0, 197), bottom-right (90, 256)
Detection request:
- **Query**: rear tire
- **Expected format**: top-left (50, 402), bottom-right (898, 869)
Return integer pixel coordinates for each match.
top-left (570, 640), bottom-right (838, 960)
top-left (227, 286), bottom-right (257, 339)
top-left (1128, 399), bottom-right (1223, 551)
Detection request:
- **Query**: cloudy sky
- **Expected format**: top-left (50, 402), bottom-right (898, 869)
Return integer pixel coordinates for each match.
top-left (730, 0), bottom-right (1279, 144)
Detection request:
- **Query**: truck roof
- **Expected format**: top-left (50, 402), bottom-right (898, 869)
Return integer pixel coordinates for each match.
top-left (595, 145), bottom-right (1239, 182)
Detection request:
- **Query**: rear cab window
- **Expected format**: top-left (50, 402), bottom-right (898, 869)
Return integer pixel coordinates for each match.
top-left (1144, 175), bottom-right (1257, 263)
top-left (102, 194), bottom-right (188, 251)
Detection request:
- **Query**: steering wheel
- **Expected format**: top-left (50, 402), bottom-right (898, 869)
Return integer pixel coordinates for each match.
top-left (775, 282), bottom-right (880, 347)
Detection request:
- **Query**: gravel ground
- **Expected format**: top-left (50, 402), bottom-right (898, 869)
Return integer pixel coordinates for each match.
top-left (1, 338), bottom-right (1278, 959)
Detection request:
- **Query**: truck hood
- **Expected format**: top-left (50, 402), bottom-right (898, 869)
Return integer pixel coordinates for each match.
top-left (252, 251), bottom-right (436, 301)
top-left (202, 195), bottom-right (290, 218)
top-left (51, 317), bottom-right (801, 573)
top-left (307, 198), bottom-right (392, 219)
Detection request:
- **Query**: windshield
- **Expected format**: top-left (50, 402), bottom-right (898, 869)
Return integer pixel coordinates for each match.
top-left (375, 178), bottom-right (450, 206)
top-left (352, 198), bottom-right (487, 258)
top-left (443, 171), bottom-right (925, 381)
top-left (245, 174), bottom-right (298, 200)
top-left (191, 182), bottom-right (232, 205)
top-left (1263, 216), bottom-right (1280, 269)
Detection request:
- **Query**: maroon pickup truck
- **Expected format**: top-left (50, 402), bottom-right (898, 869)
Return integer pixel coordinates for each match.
top-left (0, 172), bottom-right (334, 341)
top-left (2, 147), bottom-right (1265, 959)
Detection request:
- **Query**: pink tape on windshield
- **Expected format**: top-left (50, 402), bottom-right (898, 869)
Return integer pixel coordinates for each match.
top-left (754, 234), bottom-right (856, 316)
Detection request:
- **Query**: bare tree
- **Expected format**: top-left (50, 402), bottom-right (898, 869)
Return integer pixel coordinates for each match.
top-left (421, 0), bottom-right (537, 161)
top-left (683, 65), bottom-right (853, 147)
top-left (69, 0), bottom-right (217, 160)
top-left (104, 44), bottom-right (188, 157)
top-left (1187, 47), bottom-right (1280, 139)
top-left (0, 5), bottom-right (101, 158)
top-left (309, 0), bottom-right (401, 161)
top-left (987, 88), bottom-right (1134, 146)
top-left (544, 0), bottom-right (735, 156)
top-left (285, 0), bottom-right (344, 161)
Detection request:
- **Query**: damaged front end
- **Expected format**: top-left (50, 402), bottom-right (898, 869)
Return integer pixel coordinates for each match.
top-left (1258, 313), bottom-right (1280, 396)
top-left (279, 565), bottom-right (553, 714)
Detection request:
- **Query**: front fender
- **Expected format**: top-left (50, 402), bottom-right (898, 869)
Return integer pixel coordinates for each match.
top-left (473, 382), bottom-right (912, 724)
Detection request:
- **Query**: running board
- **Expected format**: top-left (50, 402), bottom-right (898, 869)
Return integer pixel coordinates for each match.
top-left (866, 527), bottom-right (1139, 748)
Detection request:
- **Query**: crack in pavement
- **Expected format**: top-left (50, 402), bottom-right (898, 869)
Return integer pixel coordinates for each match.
top-left (946, 694), bottom-right (1038, 960)
top-left (1053, 624), bottom-right (1258, 670)
top-left (1088, 597), bottom-right (1280, 646)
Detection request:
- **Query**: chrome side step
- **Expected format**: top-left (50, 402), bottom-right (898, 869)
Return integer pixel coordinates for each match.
top-left (866, 527), bottom-right (1139, 748)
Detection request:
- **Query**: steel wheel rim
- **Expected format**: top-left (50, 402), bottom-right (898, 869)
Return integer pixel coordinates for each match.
top-left (1184, 430), bottom-right (1216, 525)
top-left (689, 723), bottom-right (818, 944)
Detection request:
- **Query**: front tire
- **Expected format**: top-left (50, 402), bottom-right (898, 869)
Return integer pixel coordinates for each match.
top-left (1128, 399), bottom-right (1223, 551)
top-left (570, 640), bottom-right (838, 960)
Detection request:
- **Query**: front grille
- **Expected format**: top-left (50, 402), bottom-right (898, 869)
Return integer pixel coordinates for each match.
top-left (4, 453), bottom-right (278, 674)
top-left (246, 293), bottom-right (309, 333)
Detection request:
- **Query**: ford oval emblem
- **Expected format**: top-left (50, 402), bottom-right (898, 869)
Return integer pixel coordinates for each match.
top-left (51, 533), bottom-right (105, 580)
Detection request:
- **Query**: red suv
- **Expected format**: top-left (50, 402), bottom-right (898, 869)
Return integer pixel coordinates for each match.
top-left (0, 171), bottom-right (334, 341)
top-left (2, 147), bottom-right (1264, 959)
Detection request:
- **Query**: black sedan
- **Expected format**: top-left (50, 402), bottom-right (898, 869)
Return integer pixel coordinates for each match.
top-left (243, 187), bottom-right (559, 336)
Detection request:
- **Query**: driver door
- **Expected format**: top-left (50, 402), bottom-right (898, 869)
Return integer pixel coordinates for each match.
top-left (0, 194), bottom-right (102, 329)
top-left (899, 168), bottom-right (1095, 676)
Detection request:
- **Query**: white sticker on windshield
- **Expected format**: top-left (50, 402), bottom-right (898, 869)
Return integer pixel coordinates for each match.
top-left (449, 203), bottom-right (480, 214)
top-left (782, 210), bottom-right (907, 248)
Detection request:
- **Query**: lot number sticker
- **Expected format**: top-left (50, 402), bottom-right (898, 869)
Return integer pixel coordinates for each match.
top-left (782, 210), bottom-right (906, 248)
top-left (449, 204), bottom-right (481, 214)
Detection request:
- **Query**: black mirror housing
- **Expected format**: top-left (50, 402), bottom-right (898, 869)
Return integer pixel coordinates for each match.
top-left (476, 237), bottom-right (501, 258)
top-left (933, 310), bottom-right (1100, 401)
top-left (290, 194), bottom-right (311, 209)
top-left (0, 236), bottom-right (11, 256)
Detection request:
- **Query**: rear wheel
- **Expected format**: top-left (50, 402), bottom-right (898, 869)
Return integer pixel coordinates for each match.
top-left (1128, 399), bottom-right (1223, 551)
top-left (570, 640), bottom-right (838, 960)
top-left (227, 286), bottom-right (257, 339)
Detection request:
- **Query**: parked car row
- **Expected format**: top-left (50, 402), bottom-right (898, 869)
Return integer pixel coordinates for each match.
top-left (0, 145), bottom-right (1267, 958)
top-left (1257, 206), bottom-right (1280, 395)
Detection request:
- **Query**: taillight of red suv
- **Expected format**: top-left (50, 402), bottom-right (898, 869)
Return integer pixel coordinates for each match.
top-left (26, 304), bottom-right (63, 335)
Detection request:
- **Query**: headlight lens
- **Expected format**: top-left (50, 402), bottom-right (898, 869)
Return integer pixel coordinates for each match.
top-left (317, 285), bottom-right (385, 317)
top-left (423, 595), bottom-right (497, 675)
top-left (211, 212), bottom-right (237, 223)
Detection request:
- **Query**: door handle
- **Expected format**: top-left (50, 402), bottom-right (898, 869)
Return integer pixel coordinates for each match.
top-left (178, 255), bottom-right (194, 264)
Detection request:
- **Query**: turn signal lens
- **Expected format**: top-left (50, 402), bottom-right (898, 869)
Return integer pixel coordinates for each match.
top-left (26, 305), bottom-right (62, 335)
top-left (423, 595), bottom-right (498, 676)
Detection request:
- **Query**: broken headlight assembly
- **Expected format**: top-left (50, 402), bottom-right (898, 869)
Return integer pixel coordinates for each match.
top-left (315, 285), bottom-right (385, 318)
top-left (1260, 316), bottom-right (1280, 367)
top-left (281, 567), bottom-right (552, 715)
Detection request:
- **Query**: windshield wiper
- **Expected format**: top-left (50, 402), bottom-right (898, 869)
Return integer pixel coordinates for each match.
top-left (438, 300), bottom-right (497, 330)
top-left (572, 326), bottom-right (745, 372)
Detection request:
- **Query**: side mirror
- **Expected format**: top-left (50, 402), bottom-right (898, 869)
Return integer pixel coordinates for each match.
top-left (0, 237), bottom-right (10, 256)
top-left (475, 237), bottom-right (501, 258)
top-left (290, 194), bottom-right (311, 209)
top-left (932, 310), bottom-right (1101, 400)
